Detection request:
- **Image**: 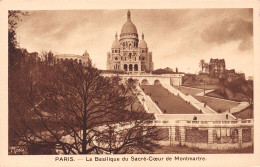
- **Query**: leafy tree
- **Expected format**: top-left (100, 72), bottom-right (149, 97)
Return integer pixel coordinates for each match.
top-left (217, 77), bottom-right (253, 104)
top-left (199, 59), bottom-right (206, 73)
top-left (8, 10), bottom-right (28, 68)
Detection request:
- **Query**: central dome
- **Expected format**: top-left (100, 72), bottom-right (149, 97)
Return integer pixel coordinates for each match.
top-left (120, 10), bottom-right (138, 35)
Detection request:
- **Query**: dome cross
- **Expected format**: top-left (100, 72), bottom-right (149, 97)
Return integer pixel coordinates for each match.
top-left (127, 10), bottom-right (131, 20)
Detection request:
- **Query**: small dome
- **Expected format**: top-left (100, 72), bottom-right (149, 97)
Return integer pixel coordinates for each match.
top-left (83, 50), bottom-right (89, 57)
top-left (112, 32), bottom-right (120, 48)
top-left (139, 40), bottom-right (147, 48)
top-left (120, 10), bottom-right (138, 35)
top-left (139, 33), bottom-right (147, 48)
top-left (112, 39), bottom-right (120, 48)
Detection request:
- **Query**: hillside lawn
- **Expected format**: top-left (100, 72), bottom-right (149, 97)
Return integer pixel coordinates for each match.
top-left (173, 85), bottom-right (204, 96)
top-left (194, 96), bottom-right (239, 113)
top-left (140, 85), bottom-right (201, 114)
top-left (233, 107), bottom-right (253, 119)
top-left (175, 85), bottom-right (239, 113)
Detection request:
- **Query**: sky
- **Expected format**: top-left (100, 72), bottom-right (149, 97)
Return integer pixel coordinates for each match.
top-left (16, 9), bottom-right (253, 77)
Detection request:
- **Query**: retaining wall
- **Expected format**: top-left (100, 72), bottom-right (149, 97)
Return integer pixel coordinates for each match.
top-left (154, 119), bottom-right (253, 150)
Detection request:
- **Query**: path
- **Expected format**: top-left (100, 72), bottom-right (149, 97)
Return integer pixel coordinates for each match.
top-left (136, 86), bottom-right (163, 114)
top-left (223, 102), bottom-right (250, 114)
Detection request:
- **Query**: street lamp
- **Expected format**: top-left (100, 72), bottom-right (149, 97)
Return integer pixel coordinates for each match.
top-left (108, 126), bottom-right (113, 154)
top-left (203, 79), bottom-right (206, 96)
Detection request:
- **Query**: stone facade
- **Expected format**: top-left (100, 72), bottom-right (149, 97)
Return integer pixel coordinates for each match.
top-left (107, 10), bottom-right (154, 73)
top-left (101, 73), bottom-right (183, 86)
top-left (225, 69), bottom-right (245, 82)
top-left (209, 58), bottom-right (226, 78)
top-left (55, 50), bottom-right (90, 66)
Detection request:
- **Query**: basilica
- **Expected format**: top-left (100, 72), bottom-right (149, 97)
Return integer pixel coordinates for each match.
top-left (106, 10), bottom-right (154, 73)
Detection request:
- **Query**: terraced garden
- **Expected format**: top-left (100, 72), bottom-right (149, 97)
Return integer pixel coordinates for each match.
top-left (140, 85), bottom-right (201, 114)
top-left (173, 85), bottom-right (204, 96)
top-left (174, 86), bottom-right (239, 113)
top-left (194, 96), bottom-right (239, 113)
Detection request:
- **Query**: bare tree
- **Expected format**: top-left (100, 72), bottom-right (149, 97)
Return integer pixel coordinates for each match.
top-left (241, 80), bottom-right (253, 106)
top-left (9, 60), bottom-right (162, 154)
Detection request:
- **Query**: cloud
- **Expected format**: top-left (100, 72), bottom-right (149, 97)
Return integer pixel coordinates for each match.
top-left (201, 16), bottom-right (253, 51)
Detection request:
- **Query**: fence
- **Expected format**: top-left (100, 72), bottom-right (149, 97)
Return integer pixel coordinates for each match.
top-left (154, 119), bottom-right (253, 150)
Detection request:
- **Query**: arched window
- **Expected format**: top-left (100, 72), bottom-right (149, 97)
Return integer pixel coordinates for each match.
top-left (154, 80), bottom-right (161, 85)
top-left (124, 64), bottom-right (127, 71)
top-left (134, 64), bottom-right (138, 71)
top-left (129, 64), bottom-right (133, 71)
top-left (141, 79), bottom-right (149, 85)
top-left (129, 53), bottom-right (132, 59)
